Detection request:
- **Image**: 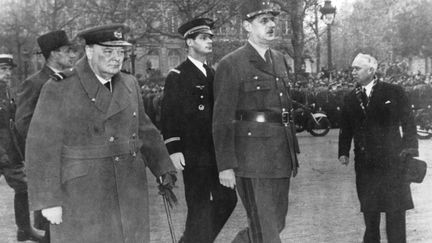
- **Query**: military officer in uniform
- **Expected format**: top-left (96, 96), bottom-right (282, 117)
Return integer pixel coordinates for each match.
top-left (338, 53), bottom-right (418, 243)
top-left (212, 1), bottom-right (300, 242)
top-left (25, 24), bottom-right (176, 243)
top-left (161, 18), bottom-right (237, 243)
top-left (15, 29), bottom-right (77, 243)
top-left (0, 54), bottom-right (43, 241)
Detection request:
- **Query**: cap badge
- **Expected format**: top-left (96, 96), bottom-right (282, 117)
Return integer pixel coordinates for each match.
top-left (114, 30), bottom-right (123, 39)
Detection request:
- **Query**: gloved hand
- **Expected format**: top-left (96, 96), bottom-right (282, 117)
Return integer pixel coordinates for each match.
top-left (157, 172), bottom-right (178, 208)
top-left (399, 148), bottom-right (418, 160)
top-left (169, 152), bottom-right (185, 171)
top-left (42, 206), bottom-right (62, 224)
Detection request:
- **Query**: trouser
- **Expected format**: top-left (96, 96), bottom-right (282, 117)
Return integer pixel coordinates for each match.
top-left (233, 177), bottom-right (290, 243)
top-left (182, 166), bottom-right (237, 243)
top-left (363, 211), bottom-right (406, 243)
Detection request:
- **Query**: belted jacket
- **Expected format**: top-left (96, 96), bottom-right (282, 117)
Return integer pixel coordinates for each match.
top-left (213, 43), bottom-right (300, 178)
top-left (25, 57), bottom-right (175, 243)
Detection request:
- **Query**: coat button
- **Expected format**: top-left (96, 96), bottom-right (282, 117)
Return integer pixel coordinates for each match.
top-left (256, 86), bottom-right (261, 90)
top-left (279, 92), bottom-right (283, 96)
top-left (91, 98), bottom-right (96, 102)
top-left (114, 156), bottom-right (120, 161)
top-left (276, 77), bottom-right (279, 81)
top-left (132, 133), bottom-right (136, 138)
top-left (109, 136), bottom-right (115, 142)
top-left (132, 152), bottom-right (137, 157)
top-left (247, 132), bottom-right (252, 136)
top-left (282, 108), bottom-right (286, 112)
top-left (133, 112), bottom-right (137, 117)
top-left (200, 95), bottom-right (204, 99)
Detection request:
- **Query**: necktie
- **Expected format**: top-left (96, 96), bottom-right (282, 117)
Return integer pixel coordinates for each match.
top-left (203, 64), bottom-right (212, 78)
top-left (104, 81), bottom-right (112, 92)
top-left (264, 49), bottom-right (272, 64)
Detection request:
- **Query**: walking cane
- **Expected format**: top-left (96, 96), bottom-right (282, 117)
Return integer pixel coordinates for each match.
top-left (158, 176), bottom-right (178, 243)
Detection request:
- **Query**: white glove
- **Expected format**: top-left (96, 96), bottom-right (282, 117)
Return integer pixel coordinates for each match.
top-left (170, 152), bottom-right (185, 171)
top-left (219, 169), bottom-right (236, 189)
top-left (42, 206), bottom-right (63, 224)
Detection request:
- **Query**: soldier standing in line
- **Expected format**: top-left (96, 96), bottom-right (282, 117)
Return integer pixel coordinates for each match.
top-left (212, 0), bottom-right (300, 242)
top-left (161, 18), bottom-right (237, 243)
top-left (25, 24), bottom-right (176, 243)
top-left (15, 30), bottom-right (77, 243)
top-left (0, 54), bottom-right (43, 241)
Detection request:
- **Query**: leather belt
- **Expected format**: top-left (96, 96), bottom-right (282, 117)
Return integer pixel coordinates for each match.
top-left (235, 110), bottom-right (291, 125)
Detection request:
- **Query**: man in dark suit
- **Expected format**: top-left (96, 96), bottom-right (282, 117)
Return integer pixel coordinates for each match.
top-left (161, 18), bottom-right (237, 243)
top-left (212, 0), bottom-right (300, 242)
top-left (25, 24), bottom-right (176, 243)
top-left (338, 53), bottom-right (418, 243)
top-left (0, 54), bottom-right (43, 241)
top-left (15, 29), bottom-right (77, 243)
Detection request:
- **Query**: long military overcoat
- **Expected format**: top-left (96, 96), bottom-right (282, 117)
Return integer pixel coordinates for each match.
top-left (25, 57), bottom-right (175, 243)
top-left (213, 43), bottom-right (299, 178)
top-left (338, 81), bottom-right (418, 212)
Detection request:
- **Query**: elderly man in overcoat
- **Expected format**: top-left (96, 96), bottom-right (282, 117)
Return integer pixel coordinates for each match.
top-left (338, 53), bottom-right (418, 243)
top-left (15, 29), bottom-right (77, 242)
top-left (212, 0), bottom-right (300, 242)
top-left (25, 24), bottom-right (176, 243)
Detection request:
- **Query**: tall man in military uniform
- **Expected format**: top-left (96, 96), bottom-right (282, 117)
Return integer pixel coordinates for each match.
top-left (161, 18), bottom-right (237, 243)
top-left (25, 24), bottom-right (176, 243)
top-left (338, 53), bottom-right (418, 243)
top-left (15, 30), bottom-right (77, 242)
top-left (213, 1), bottom-right (300, 242)
top-left (0, 54), bottom-right (43, 241)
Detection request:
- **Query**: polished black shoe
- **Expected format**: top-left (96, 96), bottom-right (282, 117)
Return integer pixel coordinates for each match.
top-left (17, 228), bottom-right (44, 242)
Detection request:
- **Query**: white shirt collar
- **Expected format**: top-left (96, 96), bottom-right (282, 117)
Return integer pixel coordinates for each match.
top-left (364, 79), bottom-right (376, 97)
top-left (47, 65), bottom-right (62, 74)
top-left (188, 56), bottom-right (207, 76)
top-left (94, 73), bottom-right (111, 85)
top-left (248, 40), bottom-right (268, 61)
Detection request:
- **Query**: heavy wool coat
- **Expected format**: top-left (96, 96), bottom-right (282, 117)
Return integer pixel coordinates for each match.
top-left (338, 81), bottom-right (418, 212)
top-left (25, 57), bottom-right (175, 243)
top-left (213, 43), bottom-right (299, 178)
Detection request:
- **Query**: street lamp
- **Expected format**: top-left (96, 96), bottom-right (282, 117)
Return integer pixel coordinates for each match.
top-left (320, 0), bottom-right (336, 77)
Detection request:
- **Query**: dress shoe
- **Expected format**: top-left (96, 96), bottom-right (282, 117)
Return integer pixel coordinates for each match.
top-left (17, 227), bottom-right (44, 242)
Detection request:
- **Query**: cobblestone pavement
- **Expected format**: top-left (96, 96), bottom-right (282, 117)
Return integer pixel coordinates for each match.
top-left (1, 129), bottom-right (431, 243)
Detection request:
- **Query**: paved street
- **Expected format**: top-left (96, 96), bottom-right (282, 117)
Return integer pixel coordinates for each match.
top-left (1, 129), bottom-right (431, 243)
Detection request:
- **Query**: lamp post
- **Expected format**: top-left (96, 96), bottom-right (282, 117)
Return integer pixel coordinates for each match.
top-left (320, 0), bottom-right (336, 78)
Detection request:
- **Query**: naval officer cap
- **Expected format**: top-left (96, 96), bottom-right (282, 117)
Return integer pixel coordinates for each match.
top-left (178, 18), bottom-right (215, 39)
top-left (77, 24), bottom-right (132, 47)
top-left (37, 30), bottom-right (73, 59)
top-left (240, 0), bottom-right (280, 20)
top-left (0, 54), bottom-right (17, 68)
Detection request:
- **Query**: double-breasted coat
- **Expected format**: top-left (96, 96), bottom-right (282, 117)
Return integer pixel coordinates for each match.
top-left (213, 43), bottom-right (299, 178)
top-left (338, 81), bottom-right (418, 212)
top-left (25, 57), bottom-right (175, 243)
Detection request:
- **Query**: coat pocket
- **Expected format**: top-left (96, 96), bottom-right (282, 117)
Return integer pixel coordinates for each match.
top-left (61, 159), bottom-right (90, 184)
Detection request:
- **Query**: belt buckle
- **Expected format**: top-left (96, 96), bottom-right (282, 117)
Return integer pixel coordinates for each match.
top-left (281, 111), bottom-right (289, 126)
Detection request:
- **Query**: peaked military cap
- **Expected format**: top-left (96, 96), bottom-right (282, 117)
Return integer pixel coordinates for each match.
top-left (0, 54), bottom-right (17, 68)
top-left (37, 30), bottom-right (73, 59)
top-left (240, 0), bottom-right (280, 20)
top-left (77, 24), bottom-right (132, 47)
top-left (178, 18), bottom-right (215, 38)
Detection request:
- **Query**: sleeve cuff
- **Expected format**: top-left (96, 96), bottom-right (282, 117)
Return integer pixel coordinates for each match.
top-left (164, 137), bottom-right (183, 154)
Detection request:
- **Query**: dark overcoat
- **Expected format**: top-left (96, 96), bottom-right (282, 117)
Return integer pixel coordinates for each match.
top-left (338, 81), bottom-right (418, 212)
top-left (25, 57), bottom-right (175, 243)
top-left (161, 59), bottom-right (215, 167)
top-left (15, 65), bottom-right (54, 147)
top-left (213, 43), bottom-right (300, 178)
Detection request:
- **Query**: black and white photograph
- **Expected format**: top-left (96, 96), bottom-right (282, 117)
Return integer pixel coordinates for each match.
top-left (0, 0), bottom-right (431, 242)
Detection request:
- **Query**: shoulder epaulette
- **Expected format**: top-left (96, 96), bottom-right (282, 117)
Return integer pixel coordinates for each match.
top-left (50, 68), bottom-right (75, 82)
top-left (169, 68), bottom-right (181, 74)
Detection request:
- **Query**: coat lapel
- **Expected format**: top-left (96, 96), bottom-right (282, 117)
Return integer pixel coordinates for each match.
top-left (245, 43), bottom-right (275, 76)
top-left (76, 57), bottom-right (112, 113)
top-left (105, 73), bottom-right (132, 119)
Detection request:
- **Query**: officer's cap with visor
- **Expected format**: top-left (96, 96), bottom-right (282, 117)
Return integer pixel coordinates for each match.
top-left (178, 18), bottom-right (215, 39)
top-left (352, 53), bottom-right (378, 71)
top-left (37, 30), bottom-right (73, 59)
top-left (0, 54), bottom-right (17, 68)
top-left (240, 0), bottom-right (280, 20)
top-left (77, 24), bottom-right (132, 47)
